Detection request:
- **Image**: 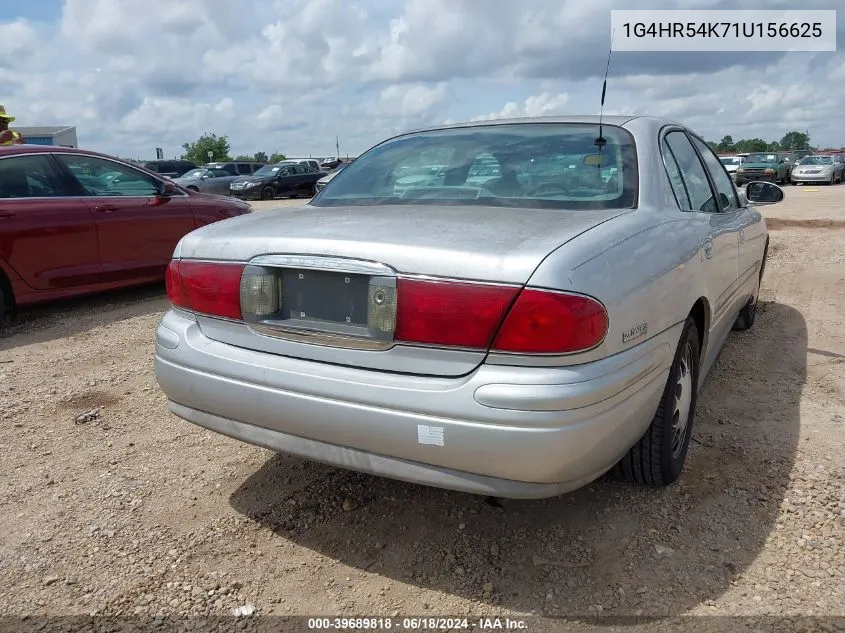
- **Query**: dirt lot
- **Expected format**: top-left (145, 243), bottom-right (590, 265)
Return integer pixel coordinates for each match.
top-left (1, 186), bottom-right (844, 632)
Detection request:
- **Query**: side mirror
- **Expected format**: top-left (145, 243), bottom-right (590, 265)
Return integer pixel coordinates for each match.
top-left (745, 181), bottom-right (784, 205)
top-left (161, 182), bottom-right (177, 196)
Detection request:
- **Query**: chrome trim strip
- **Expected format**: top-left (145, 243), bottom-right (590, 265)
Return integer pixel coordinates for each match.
top-left (251, 324), bottom-right (395, 351)
top-left (249, 254), bottom-right (396, 276)
top-left (397, 273), bottom-right (522, 288)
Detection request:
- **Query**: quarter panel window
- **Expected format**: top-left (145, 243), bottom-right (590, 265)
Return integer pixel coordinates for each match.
top-left (662, 143), bottom-right (692, 210)
top-left (663, 131), bottom-right (718, 213)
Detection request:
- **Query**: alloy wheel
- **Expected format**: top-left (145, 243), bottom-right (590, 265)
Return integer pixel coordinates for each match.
top-left (671, 342), bottom-right (694, 460)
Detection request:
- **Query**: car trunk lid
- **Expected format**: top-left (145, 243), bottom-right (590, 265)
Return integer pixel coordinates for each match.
top-left (175, 204), bottom-right (628, 376)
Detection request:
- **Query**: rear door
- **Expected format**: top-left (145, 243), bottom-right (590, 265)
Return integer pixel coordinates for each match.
top-left (273, 165), bottom-right (297, 195)
top-left (206, 168), bottom-right (236, 195)
top-left (689, 134), bottom-right (764, 307)
top-left (55, 153), bottom-right (196, 282)
top-left (0, 152), bottom-right (100, 290)
top-left (661, 130), bottom-right (742, 338)
top-left (291, 164), bottom-right (312, 194)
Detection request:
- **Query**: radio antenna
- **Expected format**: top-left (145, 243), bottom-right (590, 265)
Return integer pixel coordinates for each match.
top-left (595, 28), bottom-right (615, 150)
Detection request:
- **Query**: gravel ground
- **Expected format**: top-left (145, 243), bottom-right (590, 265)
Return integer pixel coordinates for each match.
top-left (1, 205), bottom-right (843, 632)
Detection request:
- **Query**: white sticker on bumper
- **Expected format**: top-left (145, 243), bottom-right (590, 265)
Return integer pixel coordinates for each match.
top-left (417, 424), bottom-right (444, 446)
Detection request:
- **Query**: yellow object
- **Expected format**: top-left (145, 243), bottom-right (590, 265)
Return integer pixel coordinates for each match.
top-left (0, 130), bottom-right (23, 145)
top-left (802, 188), bottom-right (819, 192)
top-left (0, 104), bottom-right (15, 121)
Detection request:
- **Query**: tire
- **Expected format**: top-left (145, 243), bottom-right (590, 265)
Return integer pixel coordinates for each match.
top-left (0, 276), bottom-right (10, 329)
top-left (733, 238), bottom-right (767, 331)
top-left (261, 186), bottom-right (275, 200)
top-left (187, 186), bottom-right (199, 192)
top-left (614, 316), bottom-right (700, 487)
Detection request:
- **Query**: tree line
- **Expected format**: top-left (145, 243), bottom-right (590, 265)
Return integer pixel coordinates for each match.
top-left (706, 130), bottom-right (813, 154)
top-left (180, 129), bottom-right (822, 166)
top-left (181, 133), bottom-right (286, 165)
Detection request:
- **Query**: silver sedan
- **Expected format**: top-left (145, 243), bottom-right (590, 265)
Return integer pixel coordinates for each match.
top-left (172, 167), bottom-right (240, 195)
top-left (154, 116), bottom-right (781, 499)
top-left (790, 154), bottom-right (845, 185)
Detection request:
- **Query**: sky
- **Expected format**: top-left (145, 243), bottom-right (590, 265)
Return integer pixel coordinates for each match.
top-left (0, 0), bottom-right (843, 160)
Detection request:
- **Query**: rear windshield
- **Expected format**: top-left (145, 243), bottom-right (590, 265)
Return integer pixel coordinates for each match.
top-left (311, 123), bottom-right (638, 210)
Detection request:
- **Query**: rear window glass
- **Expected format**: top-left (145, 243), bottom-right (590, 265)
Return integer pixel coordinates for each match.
top-left (311, 123), bottom-right (637, 210)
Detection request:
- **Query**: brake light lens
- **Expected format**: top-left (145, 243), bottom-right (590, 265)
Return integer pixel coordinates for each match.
top-left (492, 289), bottom-right (608, 354)
top-left (165, 259), bottom-right (245, 320)
top-left (165, 260), bottom-right (186, 307)
top-left (395, 278), bottom-right (519, 348)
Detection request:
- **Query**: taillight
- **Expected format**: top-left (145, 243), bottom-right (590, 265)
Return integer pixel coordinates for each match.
top-left (492, 289), bottom-right (608, 354)
top-left (395, 278), bottom-right (519, 348)
top-left (165, 260), bottom-right (185, 307)
top-left (165, 259), bottom-right (245, 320)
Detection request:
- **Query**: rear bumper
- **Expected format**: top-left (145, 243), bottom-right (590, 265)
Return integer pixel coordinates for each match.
top-left (154, 310), bottom-right (679, 498)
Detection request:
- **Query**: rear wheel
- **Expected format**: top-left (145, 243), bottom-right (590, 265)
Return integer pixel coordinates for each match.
top-left (0, 274), bottom-right (11, 328)
top-left (187, 186), bottom-right (199, 192)
top-left (261, 186), bottom-right (275, 200)
top-left (614, 316), bottom-right (700, 486)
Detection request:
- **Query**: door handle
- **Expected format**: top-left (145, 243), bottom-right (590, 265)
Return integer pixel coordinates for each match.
top-left (93, 205), bottom-right (118, 213)
top-left (739, 228), bottom-right (746, 243)
top-left (0, 210), bottom-right (14, 219)
top-left (703, 237), bottom-right (713, 259)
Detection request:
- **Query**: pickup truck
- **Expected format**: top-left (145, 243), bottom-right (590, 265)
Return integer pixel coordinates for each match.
top-left (734, 152), bottom-right (790, 185)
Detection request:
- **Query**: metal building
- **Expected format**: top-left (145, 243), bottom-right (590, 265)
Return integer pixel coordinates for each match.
top-left (15, 126), bottom-right (78, 148)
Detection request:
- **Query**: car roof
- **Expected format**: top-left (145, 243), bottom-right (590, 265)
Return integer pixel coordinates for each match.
top-left (0, 144), bottom-right (118, 159)
top-left (0, 145), bottom-right (177, 180)
top-left (401, 115), bottom-right (682, 134)
top-left (377, 115), bottom-right (691, 146)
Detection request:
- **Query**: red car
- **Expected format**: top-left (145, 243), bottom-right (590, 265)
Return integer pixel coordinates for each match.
top-left (0, 145), bottom-right (252, 315)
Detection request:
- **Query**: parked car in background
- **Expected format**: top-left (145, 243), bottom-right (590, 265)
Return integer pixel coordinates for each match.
top-left (143, 159), bottom-right (197, 178)
top-left (718, 155), bottom-right (743, 179)
top-left (778, 152), bottom-right (799, 179)
top-left (154, 115), bottom-right (777, 500)
top-left (173, 167), bottom-right (241, 194)
top-left (734, 152), bottom-right (790, 185)
top-left (204, 161), bottom-right (265, 176)
top-left (0, 145), bottom-right (251, 316)
top-left (321, 156), bottom-right (343, 169)
top-left (285, 158), bottom-right (322, 172)
top-left (313, 162), bottom-right (350, 193)
top-left (393, 164), bottom-right (448, 195)
top-left (790, 154), bottom-right (845, 185)
top-left (228, 161), bottom-right (327, 200)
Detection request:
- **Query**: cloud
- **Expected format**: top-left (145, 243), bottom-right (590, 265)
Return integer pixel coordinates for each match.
top-left (379, 83), bottom-right (447, 117)
top-left (0, 0), bottom-right (842, 160)
top-left (471, 93), bottom-right (570, 121)
top-left (0, 18), bottom-right (39, 68)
